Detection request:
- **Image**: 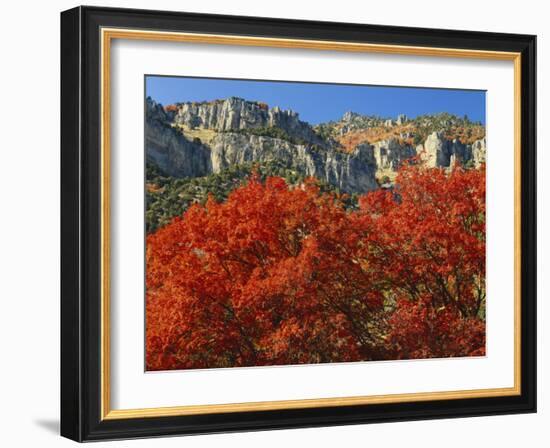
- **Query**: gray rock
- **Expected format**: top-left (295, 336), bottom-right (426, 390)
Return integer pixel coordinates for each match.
top-left (422, 131), bottom-right (451, 167)
top-left (145, 98), bottom-right (211, 177)
top-left (420, 132), bottom-right (484, 168)
top-left (173, 97), bottom-right (326, 147)
top-left (145, 98), bottom-right (486, 194)
top-left (342, 111), bottom-right (361, 122)
top-left (371, 138), bottom-right (416, 170)
top-left (471, 137), bottom-right (486, 167)
top-left (396, 114), bottom-right (408, 125)
top-left (209, 133), bottom-right (378, 193)
top-left (146, 98), bottom-right (378, 193)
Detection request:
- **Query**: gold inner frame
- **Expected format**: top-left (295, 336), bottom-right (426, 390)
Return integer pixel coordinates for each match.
top-left (100, 27), bottom-right (522, 420)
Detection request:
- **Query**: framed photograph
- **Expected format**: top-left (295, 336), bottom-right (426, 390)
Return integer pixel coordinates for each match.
top-left (60, 6), bottom-right (536, 442)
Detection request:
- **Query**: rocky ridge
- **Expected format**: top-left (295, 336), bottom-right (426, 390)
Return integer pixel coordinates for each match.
top-left (172, 97), bottom-right (328, 148)
top-left (146, 97), bottom-right (486, 193)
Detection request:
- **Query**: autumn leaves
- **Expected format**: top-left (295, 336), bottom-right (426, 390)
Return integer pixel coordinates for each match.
top-left (145, 164), bottom-right (486, 370)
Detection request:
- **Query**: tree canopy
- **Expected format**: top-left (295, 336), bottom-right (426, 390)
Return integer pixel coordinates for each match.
top-left (146, 163), bottom-right (486, 370)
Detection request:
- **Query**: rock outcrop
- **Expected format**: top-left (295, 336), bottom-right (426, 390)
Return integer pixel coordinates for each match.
top-left (172, 97), bottom-right (327, 147)
top-left (396, 114), bottom-right (408, 126)
top-left (146, 98), bottom-right (211, 177)
top-left (209, 133), bottom-right (378, 193)
top-left (371, 138), bottom-right (416, 171)
top-left (418, 132), bottom-right (484, 168)
top-left (471, 138), bottom-right (487, 168)
top-left (357, 131), bottom-right (485, 175)
top-left (146, 98), bottom-right (379, 193)
top-left (145, 97), bottom-right (486, 193)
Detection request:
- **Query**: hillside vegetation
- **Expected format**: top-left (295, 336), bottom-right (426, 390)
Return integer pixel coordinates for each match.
top-left (146, 97), bottom-right (486, 233)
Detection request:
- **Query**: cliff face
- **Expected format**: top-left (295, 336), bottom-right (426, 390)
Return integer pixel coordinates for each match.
top-left (145, 97), bottom-right (486, 193)
top-left (471, 138), bottom-right (487, 167)
top-left (209, 133), bottom-right (378, 193)
top-left (146, 97), bottom-right (378, 193)
top-left (419, 132), bottom-right (486, 168)
top-left (357, 132), bottom-right (485, 177)
top-left (146, 98), bottom-right (211, 177)
top-left (173, 97), bottom-right (327, 148)
top-left (371, 139), bottom-right (417, 171)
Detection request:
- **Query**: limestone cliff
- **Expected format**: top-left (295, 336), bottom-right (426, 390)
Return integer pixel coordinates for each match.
top-left (419, 132), bottom-right (486, 169)
top-left (172, 97), bottom-right (328, 148)
top-left (146, 98), bottom-right (211, 177)
top-left (209, 133), bottom-right (378, 193)
top-left (145, 97), bottom-right (486, 193)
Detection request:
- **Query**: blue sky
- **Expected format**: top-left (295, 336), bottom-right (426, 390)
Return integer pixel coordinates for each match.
top-left (146, 76), bottom-right (486, 125)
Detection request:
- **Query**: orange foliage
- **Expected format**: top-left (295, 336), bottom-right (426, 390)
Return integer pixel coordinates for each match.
top-left (337, 124), bottom-right (485, 152)
top-left (444, 125), bottom-right (485, 144)
top-left (146, 164), bottom-right (486, 370)
top-left (355, 163), bottom-right (486, 358)
top-left (164, 104), bottom-right (178, 113)
top-left (337, 124), bottom-right (416, 152)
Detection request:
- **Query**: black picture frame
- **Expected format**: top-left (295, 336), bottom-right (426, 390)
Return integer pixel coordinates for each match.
top-left (61, 5), bottom-right (536, 442)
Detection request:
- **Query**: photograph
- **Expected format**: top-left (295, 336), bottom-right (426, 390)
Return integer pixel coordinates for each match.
top-left (144, 77), bottom-right (487, 371)
top-left (53, 4), bottom-right (538, 443)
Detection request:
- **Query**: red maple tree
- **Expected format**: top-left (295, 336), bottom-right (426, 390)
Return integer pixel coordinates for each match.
top-left (146, 164), bottom-right (486, 371)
